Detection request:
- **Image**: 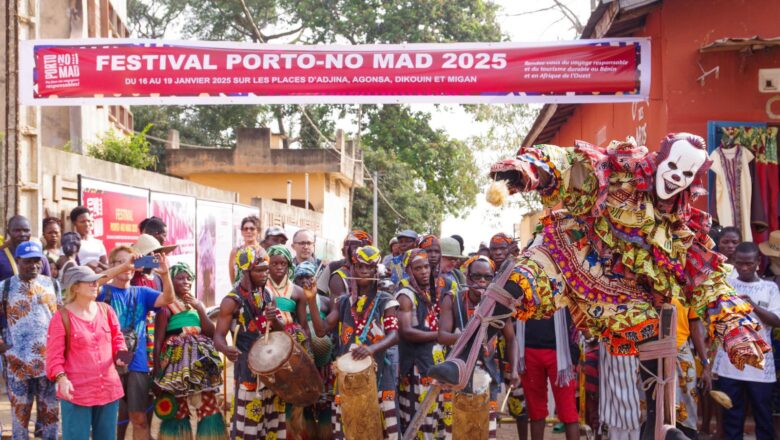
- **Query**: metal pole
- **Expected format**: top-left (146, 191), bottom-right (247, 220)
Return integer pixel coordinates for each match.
top-left (373, 171), bottom-right (378, 245)
top-left (304, 173), bottom-right (310, 210)
top-left (286, 180), bottom-right (292, 205)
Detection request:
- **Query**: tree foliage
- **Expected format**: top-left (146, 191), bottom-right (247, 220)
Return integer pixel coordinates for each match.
top-left (351, 105), bottom-right (479, 242)
top-left (87, 124), bottom-right (158, 170)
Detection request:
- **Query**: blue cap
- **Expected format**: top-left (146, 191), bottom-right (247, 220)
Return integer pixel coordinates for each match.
top-left (14, 241), bottom-right (44, 259)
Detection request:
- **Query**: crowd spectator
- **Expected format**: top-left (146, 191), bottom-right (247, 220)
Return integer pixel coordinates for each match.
top-left (56, 232), bottom-right (81, 282)
top-left (382, 237), bottom-right (400, 267)
top-left (98, 245), bottom-right (175, 440)
top-left (70, 206), bottom-right (108, 272)
top-left (46, 266), bottom-right (127, 440)
top-left (0, 241), bottom-right (61, 439)
top-left (0, 215), bottom-right (52, 282)
top-left (713, 242), bottom-right (780, 440)
top-left (262, 225), bottom-right (288, 248)
top-left (42, 217), bottom-right (62, 277)
top-left (229, 215), bottom-right (262, 282)
top-left (291, 228), bottom-right (321, 267)
top-left (388, 229), bottom-right (417, 285)
top-left (139, 216), bottom-right (168, 246)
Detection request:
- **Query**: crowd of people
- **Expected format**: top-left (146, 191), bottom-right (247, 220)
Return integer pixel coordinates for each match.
top-left (0, 160), bottom-right (779, 439)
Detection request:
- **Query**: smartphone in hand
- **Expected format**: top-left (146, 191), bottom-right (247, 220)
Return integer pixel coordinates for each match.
top-left (134, 255), bottom-right (160, 270)
top-left (115, 350), bottom-right (133, 364)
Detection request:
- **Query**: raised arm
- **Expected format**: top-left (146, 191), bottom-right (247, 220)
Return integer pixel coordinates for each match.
top-left (303, 283), bottom-right (338, 336)
top-left (154, 254), bottom-right (175, 308)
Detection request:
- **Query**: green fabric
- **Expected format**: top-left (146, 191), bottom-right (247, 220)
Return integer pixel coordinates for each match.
top-left (267, 244), bottom-right (294, 278)
top-left (195, 413), bottom-right (228, 439)
top-left (167, 309), bottom-right (201, 331)
top-left (169, 262), bottom-right (194, 280)
top-left (276, 296), bottom-right (297, 313)
top-left (158, 416), bottom-right (192, 440)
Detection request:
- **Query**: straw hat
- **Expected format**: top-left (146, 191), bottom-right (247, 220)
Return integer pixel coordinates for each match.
top-left (132, 234), bottom-right (178, 256)
top-left (759, 230), bottom-right (780, 258)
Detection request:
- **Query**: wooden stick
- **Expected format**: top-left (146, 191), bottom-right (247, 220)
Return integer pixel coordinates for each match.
top-left (500, 385), bottom-right (514, 413)
top-left (264, 321), bottom-right (271, 343)
top-left (402, 384), bottom-right (441, 440)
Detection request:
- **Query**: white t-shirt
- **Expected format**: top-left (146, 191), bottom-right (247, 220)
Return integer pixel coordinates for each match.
top-left (78, 236), bottom-right (107, 265)
top-left (713, 276), bottom-right (780, 383)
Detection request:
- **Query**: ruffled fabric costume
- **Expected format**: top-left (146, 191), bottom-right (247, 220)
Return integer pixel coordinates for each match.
top-left (491, 137), bottom-right (767, 369)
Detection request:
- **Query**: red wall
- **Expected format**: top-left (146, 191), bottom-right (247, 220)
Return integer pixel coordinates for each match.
top-left (551, 0), bottom-right (780, 152)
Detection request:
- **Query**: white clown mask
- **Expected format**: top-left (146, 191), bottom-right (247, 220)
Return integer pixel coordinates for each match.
top-left (655, 139), bottom-right (708, 200)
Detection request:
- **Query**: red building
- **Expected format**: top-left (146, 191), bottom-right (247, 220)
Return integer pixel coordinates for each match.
top-left (523, 0), bottom-right (780, 242)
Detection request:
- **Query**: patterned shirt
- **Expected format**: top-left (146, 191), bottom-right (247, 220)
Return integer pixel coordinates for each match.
top-left (0, 275), bottom-right (61, 380)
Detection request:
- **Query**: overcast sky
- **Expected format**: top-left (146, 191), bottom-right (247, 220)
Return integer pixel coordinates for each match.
top-left (432, 0), bottom-right (593, 252)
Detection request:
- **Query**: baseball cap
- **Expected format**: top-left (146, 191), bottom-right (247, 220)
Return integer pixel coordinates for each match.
top-left (132, 234), bottom-right (178, 256)
top-left (440, 237), bottom-right (464, 258)
top-left (14, 241), bottom-right (44, 259)
top-left (389, 237), bottom-right (399, 245)
top-left (396, 229), bottom-right (419, 240)
top-left (265, 226), bottom-right (288, 239)
top-left (61, 265), bottom-right (105, 290)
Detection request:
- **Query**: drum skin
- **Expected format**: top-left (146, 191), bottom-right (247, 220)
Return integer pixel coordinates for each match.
top-left (452, 390), bottom-right (490, 440)
top-left (248, 331), bottom-right (323, 407)
top-left (335, 353), bottom-right (383, 440)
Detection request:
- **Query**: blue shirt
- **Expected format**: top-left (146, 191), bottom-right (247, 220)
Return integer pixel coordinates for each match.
top-left (389, 254), bottom-right (408, 286)
top-left (98, 285), bottom-right (159, 373)
top-left (0, 247), bottom-right (51, 283)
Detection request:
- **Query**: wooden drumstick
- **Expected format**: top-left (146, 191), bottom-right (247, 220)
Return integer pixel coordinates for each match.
top-left (264, 320), bottom-right (271, 343)
top-left (501, 385), bottom-right (514, 414)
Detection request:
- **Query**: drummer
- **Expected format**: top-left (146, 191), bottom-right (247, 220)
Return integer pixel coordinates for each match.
top-left (305, 245), bottom-right (401, 440)
top-left (438, 256), bottom-right (520, 440)
top-left (395, 248), bottom-right (449, 439)
top-left (265, 245), bottom-right (310, 346)
top-left (213, 247), bottom-right (289, 439)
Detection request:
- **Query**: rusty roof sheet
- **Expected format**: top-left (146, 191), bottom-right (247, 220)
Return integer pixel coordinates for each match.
top-left (700, 36), bottom-right (780, 53)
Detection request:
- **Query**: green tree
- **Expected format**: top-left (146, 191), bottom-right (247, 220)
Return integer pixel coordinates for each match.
top-left (351, 105), bottom-right (479, 245)
top-left (87, 124), bottom-right (158, 170)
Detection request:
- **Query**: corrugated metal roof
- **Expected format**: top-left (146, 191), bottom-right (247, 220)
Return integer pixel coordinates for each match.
top-left (700, 36), bottom-right (780, 53)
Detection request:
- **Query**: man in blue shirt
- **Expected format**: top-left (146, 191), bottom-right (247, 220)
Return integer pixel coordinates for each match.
top-left (389, 229), bottom-right (418, 286)
top-left (98, 245), bottom-right (174, 440)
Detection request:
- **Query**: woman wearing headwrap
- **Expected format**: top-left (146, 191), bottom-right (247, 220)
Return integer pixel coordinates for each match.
top-left (306, 245), bottom-right (401, 439)
top-left (153, 262), bottom-right (227, 440)
top-left (395, 248), bottom-right (450, 439)
top-left (438, 256), bottom-right (518, 440)
top-left (213, 246), bottom-right (289, 439)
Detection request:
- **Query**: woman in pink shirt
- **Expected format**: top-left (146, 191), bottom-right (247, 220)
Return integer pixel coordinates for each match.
top-left (46, 265), bottom-right (128, 439)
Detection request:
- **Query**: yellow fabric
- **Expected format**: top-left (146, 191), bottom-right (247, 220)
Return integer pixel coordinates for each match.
top-left (672, 298), bottom-right (698, 348)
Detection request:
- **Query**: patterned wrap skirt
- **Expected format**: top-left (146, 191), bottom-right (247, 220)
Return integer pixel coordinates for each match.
top-left (156, 333), bottom-right (224, 396)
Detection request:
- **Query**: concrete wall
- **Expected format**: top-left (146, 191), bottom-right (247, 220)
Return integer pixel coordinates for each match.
top-left (186, 172), bottom-right (329, 210)
top-left (550, 0), bottom-right (780, 151)
top-left (42, 147), bottom-right (239, 228)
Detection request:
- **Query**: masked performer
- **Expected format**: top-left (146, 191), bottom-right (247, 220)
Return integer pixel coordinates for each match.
top-left (213, 247), bottom-right (288, 439)
top-left (153, 262), bottom-right (226, 440)
top-left (307, 245), bottom-right (400, 439)
top-left (428, 133), bottom-right (769, 439)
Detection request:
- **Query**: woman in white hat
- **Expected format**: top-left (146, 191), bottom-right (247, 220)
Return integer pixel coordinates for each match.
top-left (45, 265), bottom-right (130, 439)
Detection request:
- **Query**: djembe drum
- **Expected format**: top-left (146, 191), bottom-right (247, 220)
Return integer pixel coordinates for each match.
top-left (334, 352), bottom-right (383, 440)
top-left (248, 331), bottom-right (323, 407)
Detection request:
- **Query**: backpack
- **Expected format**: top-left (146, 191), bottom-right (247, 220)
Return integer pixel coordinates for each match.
top-left (59, 302), bottom-right (109, 358)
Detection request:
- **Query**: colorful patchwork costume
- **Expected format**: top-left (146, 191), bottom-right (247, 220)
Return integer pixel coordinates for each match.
top-left (427, 133), bottom-right (769, 438)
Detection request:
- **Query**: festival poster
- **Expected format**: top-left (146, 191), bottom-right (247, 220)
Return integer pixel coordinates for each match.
top-left (79, 177), bottom-right (149, 252)
top-left (231, 204), bottom-right (261, 248)
top-left (150, 192), bottom-right (196, 270)
top-left (21, 38), bottom-right (650, 105)
top-left (196, 200), bottom-right (233, 307)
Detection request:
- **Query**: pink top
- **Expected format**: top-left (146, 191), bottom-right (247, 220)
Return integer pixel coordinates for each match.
top-left (45, 303), bottom-right (126, 406)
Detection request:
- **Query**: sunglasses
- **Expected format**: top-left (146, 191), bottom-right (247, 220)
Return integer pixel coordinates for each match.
top-left (469, 273), bottom-right (493, 282)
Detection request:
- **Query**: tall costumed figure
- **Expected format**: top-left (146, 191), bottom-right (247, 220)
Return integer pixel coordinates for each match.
top-left (421, 133), bottom-right (770, 440)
